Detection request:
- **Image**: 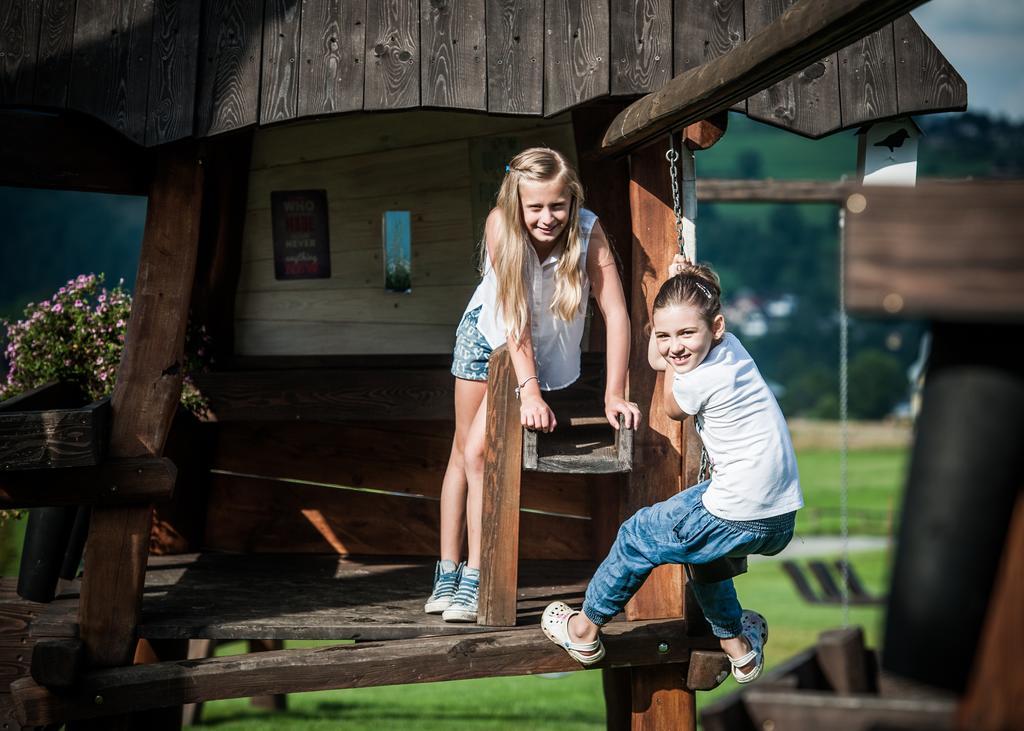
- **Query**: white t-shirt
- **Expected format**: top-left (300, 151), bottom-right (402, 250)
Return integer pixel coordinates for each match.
top-left (672, 332), bottom-right (803, 520)
top-left (463, 208), bottom-right (597, 390)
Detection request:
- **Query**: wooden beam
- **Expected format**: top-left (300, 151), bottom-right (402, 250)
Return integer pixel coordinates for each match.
top-left (601, 0), bottom-right (929, 156)
top-left (0, 457), bottom-right (176, 509)
top-left (958, 493), bottom-right (1024, 731)
top-left (697, 178), bottom-right (850, 202)
top-left (77, 141), bottom-right (204, 672)
top-left (626, 138), bottom-right (693, 730)
top-left (193, 367), bottom-right (456, 422)
top-left (12, 618), bottom-right (698, 726)
top-left (0, 110), bottom-right (151, 194)
top-left (477, 346), bottom-right (524, 626)
top-left (844, 182), bottom-right (1024, 322)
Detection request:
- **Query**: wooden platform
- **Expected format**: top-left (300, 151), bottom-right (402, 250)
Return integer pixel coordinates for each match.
top-left (33, 553), bottom-right (630, 642)
top-left (15, 555), bottom-right (725, 727)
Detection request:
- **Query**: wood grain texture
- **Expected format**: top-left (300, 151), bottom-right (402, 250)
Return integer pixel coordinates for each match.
top-left (193, 367), bottom-right (456, 422)
top-left (485, 0), bottom-right (542, 114)
top-left (69, 0), bottom-right (154, 144)
top-left (0, 0), bottom-right (42, 106)
top-left (12, 612), bottom-right (705, 725)
top-left (626, 139), bottom-right (695, 730)
top-left (195, 0), bottom-right (263, 137)
top-left (893, 13), bottom-right (967, 116)
top-left (745, 0), bottom-right (841, 138)
top-left (602, 0), bottom-right (930, 155)
top-left (632, 665), bottom-right (696, 731)
top-left (364, 0), bottom-right (419, 109)
top-left (0, 457), bottom-right (175, 508)
top-left (696, 177), bottom-right (849, 202)
top-left (610, 0), bottom-right (670, 95)
top-left (33, 0), bottom-right (76, 106)
top-left (544, 0), bottom-right (610, 116)
top-left (206, 420), bottom-right (592, 517)
top-left (958, 493), bottom-right (1024, 731)
top-left (0, 582), bottom-right (42, 731)
top-left (625, 141), bottom-right (684, 621)
top-left (478, 346), bottom-right (525, 626)
top-left (421, 0), bottom-right (486, 110)
top-left (0, 398), bottom-right (108, 470)
top-left (260, 0), bottom-right (302, 124)
top-left (203, 472), bottom-right (591, 560)
top-left (674, 0), bottom-right (742, 73)
top-left (297, 0), bottom-right (365, 115)
top-left (146, 0), bottom-right (201, 145)
top-left (837, 23), bottom-right (896, 127)
top-left (78, 142), bottom-right (204, 671)
top-left (674, 0), bottom-right (744, 111)
top-left (844, 182), bottom-right (1024, 321)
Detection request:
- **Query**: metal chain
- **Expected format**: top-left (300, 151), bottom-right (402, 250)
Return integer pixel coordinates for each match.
top-left (665, 142), bottom-right (685, 256)
top-left (838, 206), bottom-right (851, 627)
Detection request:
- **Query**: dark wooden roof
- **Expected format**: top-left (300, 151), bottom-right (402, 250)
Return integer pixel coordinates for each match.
top-left (0, 0), bottom-right (965, 147)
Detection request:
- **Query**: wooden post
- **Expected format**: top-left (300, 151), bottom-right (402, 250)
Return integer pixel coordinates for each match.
top-left (624, 139), bottom-right (692, 729)
top-left (477, 346), bottom-right (524, 626)
top-left (73, 140), bottom-right (204, 725)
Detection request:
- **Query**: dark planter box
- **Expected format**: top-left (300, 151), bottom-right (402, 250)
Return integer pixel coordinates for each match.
top-left (0, 382), bottom-right (110, 470)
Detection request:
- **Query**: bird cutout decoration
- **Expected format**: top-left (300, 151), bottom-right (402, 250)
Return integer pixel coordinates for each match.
top-left (874, 128), bottom-right (910, 153)
top-left (858, 119), bottom-right (920, 187)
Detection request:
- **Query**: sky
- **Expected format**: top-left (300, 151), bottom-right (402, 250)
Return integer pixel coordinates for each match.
top-left (914, 0), bottom-right (1024, 119)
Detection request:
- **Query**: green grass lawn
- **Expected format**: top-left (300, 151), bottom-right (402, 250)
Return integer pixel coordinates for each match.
top-left (795, 447), bottom-right (908, 535)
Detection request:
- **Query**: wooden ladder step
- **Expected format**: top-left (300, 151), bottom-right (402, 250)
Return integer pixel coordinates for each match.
top-left (523, 415), bottom-right (633, 474)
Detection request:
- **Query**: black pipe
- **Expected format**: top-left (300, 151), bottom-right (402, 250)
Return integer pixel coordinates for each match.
top-left (882, 322), bottom-right (1024, 692)
top-left (59, 506), bottom-right (91, 581)
top-left (17, 506), bottom-right (79, 602)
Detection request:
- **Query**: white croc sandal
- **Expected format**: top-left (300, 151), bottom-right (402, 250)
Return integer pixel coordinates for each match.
top-left (541, 601), bottom-right (606, 666)
top-left (731, 610), bottom-right (768, 684)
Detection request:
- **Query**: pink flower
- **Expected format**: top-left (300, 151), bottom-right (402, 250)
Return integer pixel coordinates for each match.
top-left (53, 303), bottom-right (63, 313)
top-left (98, 294), bottom-right (106, 303)
top-left (74, 300), bottom-right (84, 308)
top-left (99, 372), bottom-right (108, 381)
top-left (116, 320), bottom-right (125, 328)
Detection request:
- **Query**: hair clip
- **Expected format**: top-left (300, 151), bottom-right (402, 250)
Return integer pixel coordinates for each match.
top-left (505, 164), bottom-right (511, 173)
top-left (694, 281), bottom-right (712, 300)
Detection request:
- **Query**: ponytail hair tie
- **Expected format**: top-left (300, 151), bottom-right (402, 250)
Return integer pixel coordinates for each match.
top-left (505, 164), bottom-right (511, 173)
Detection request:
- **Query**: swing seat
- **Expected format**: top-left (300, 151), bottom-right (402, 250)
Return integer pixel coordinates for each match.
top-left (685, 556), bottom-right (748, 584)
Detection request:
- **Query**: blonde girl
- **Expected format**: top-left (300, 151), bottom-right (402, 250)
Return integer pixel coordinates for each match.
top-left (426, 147), bottom-right (640, 622)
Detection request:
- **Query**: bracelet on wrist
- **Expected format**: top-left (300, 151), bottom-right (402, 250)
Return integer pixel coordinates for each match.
top-left (515, 375), bottom-right (539, 400)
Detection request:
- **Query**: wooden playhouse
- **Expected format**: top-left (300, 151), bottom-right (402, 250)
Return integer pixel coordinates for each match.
top-left (0, 0), bottom-right (971, 728)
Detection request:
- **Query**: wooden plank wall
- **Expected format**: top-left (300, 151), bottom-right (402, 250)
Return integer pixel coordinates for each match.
top-left (201, 420), bottom-right (605, 560)
top-left (235, 110), bottom-right (576, 356)
top-left (0, 0), bottom-right (966, 145)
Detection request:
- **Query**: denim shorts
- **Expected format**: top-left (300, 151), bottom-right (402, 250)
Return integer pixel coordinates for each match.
top-left (451, 306), bottom-right (492, 381)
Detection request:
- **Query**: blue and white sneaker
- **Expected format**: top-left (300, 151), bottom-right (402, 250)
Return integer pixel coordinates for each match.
top-left (424, 560), bottom-right (464, 614)
top-left (442, 567), bottom-right (480, 622)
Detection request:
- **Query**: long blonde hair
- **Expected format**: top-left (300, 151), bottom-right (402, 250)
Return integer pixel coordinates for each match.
top-left (483, 147), bottom-right (586, 343)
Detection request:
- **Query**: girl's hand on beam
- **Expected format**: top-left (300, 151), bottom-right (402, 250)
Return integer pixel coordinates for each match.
top-left (605, 395), bottom-right (641, 430)
top-left (520, 394), bottom-right (557, 433)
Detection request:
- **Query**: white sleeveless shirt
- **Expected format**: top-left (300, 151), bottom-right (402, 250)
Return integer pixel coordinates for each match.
top-left (463, 208), bottom-right (598, 391)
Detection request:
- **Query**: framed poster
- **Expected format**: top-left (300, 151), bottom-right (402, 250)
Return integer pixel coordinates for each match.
top-left (271, 189), bottom-right (331, 279)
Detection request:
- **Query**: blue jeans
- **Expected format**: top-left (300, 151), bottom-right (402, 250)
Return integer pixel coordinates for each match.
top-left (582, 482), bottom-right (794, 638)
